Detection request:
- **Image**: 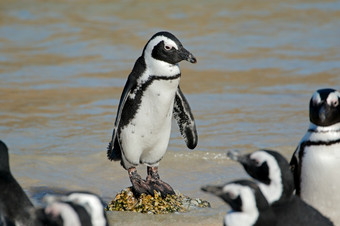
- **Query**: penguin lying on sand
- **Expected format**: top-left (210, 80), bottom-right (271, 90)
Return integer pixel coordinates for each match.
top-left (107, 31), bottom-right (198, 197)
top-left (290, 88), bottom-right (340, 225)
top-left (228, 149), bottom-right (333, 226)
top-left (0, 140), bottom-right (34, 226)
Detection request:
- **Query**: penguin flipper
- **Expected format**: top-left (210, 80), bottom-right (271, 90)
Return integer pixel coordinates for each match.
top-left (107, 73), bottom-right (137, 161)
top-left (107, 135), bottom-right (122, 161)
top-left (289, 146), bottom-right (301, 195)
top-left (173, 86), bottom-right (198, 149)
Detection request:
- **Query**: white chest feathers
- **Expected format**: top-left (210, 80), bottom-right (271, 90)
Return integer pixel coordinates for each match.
top-left (299, 125), bottom-right (340, 224)
top-left (121, 76), bottom-right (180, 166)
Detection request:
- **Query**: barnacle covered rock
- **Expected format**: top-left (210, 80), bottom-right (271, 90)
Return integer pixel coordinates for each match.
top-left (106, 187), bottom-right (210, 214)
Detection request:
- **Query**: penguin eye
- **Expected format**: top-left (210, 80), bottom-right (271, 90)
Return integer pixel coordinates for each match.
top-left (164, 45), bottom-right (172, 51)
top-left (227, 191), bottom-right (237, 199)
top-left (333, 100), bottom-right (339, 107)
top-left (252, 159), bottom-right (261, 166)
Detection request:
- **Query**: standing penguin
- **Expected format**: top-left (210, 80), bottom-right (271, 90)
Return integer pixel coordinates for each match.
top-left (290, 88), bottom-right (340, 225)
top-left (0, 140), bottom-right (34, 226)
top-left (202, 180), bottom-right (277, 226)
top-left (107, 31), bottom-right (198, 197)
top-left (228, 149), bottom-right (333, 226)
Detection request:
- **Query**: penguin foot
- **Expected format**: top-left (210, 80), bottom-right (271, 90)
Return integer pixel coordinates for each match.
top-left (128, 167), bottom-right (175, 198)
top-left (145, 179), bottom-right (176, 198)
top-left (128, 168), bottom-right (152, 197)
top-left (145, 166), bottom-right (175, 198)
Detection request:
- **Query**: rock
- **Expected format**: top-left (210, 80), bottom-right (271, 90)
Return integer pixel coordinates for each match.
top-left (106, 187), bottom-right (210, 214)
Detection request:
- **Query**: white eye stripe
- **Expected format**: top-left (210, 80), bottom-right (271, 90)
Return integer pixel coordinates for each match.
top-left (145, 36), bottom-right (178, 55)
top-left (223, 184), bottom-right (257, 212)
top-left (250, 151), bottom-right (283, 204)
top-left (327, 91), bottom-right (340, 106)
top-left (250, 151), bottom-right (266, 165)
top-left (312, 92), bottom-right (322, 105)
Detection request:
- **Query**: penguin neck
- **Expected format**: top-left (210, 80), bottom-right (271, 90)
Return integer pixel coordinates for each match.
top-left (257, 170), bottom-right (283, 205)
top-left (308, 122), bottom-right (340, 133)
top-left (306, 122), bottom-right (340, 142)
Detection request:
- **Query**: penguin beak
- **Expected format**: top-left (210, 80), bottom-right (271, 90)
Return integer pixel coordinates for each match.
top-left (227, 150), bottom-right (252, 167)
top-left (227, 150), bottom-right (246, 163)
top-left (318, 105), bottom-right (327, 122)
top-left (201, 185), bottom-right (223, 196)
top-left (180, 48), bottom-right (197, 64)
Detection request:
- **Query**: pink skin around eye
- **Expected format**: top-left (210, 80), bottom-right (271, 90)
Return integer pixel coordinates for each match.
top-left (333, 101), bottom-right (338, 107)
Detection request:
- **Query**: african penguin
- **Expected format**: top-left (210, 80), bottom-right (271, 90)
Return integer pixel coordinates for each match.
top-left (290, 88), bottom-right (340, 225)
top-left (202, 180), bottom-right (277, 226)
top-left (228, 149), bottom-right (333, 226)
top-left (0, 140), bottom-right (34, 226)
top-left (32, 192), bottom-right (108, 226)
top-left (107, 31), bottom-right (198, 197)
top-left (227, 149), bottom-right (294, 205)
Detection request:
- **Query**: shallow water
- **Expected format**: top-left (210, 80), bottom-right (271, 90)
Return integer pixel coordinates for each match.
top-left (1, 0), bottom-right (340, 225)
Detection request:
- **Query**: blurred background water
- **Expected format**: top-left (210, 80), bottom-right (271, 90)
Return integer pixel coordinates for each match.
top-left (1, 0), bottom-right (340, 225)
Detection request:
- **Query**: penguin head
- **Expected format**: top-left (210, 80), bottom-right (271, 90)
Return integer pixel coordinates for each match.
top-left (202, 180), bottom-right (272, 226)
top-left (0, 140), bottom-right (10, 173)
top-left (310, 88), bottom-right (340, 127)
top-left (228, 150), bottom-right (272, 185)
top-left (32, 201), bottom-right (83, 226)
top-left (42, 192), bottom-right (107, 226)
top-left (65, 192), bottom-right (108, 226)
top-left (202, 180), bottom-right (260, 211)
top-left (228, 150), bottom-right (294, 204)
top-left (142, 31), bottom-right (196, 72)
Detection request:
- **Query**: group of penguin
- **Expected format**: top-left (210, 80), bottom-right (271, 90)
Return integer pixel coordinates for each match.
top-left (200, 88), bottom-right (340, 226)
top-left (1, 31), bottom-right (340, 225)
top-left (105, 31), bottom-right (340, 225)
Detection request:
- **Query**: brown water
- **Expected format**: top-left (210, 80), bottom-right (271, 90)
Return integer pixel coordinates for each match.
top-left (1, 0), bottom-right (340, 225)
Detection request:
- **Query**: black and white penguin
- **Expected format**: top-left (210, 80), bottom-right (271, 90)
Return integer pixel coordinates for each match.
top-left (227, 149), bottom-right (293, 205)
top-left (0, 140), bottom-right (34, 226)
top-left (228, 149), bottom-right (333, 226)
top-left (202, 180), bottom-right (277, 226)
top-left (33, 192), bottom-right (108, 226)
top-left (107, 31), bottom-right (198, 197)
top-left (290, 88), bottom-right (340, 225)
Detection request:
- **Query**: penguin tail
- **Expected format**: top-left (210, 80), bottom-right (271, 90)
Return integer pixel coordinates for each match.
top-left (107, 139), bottom-right (122, 161)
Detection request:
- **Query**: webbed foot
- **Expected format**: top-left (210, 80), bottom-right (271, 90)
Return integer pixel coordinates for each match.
top-left (128, 167), bottom-right (152, 197)
top-left (145, 166), bottom-right (175, 198)
top-left (128, 166), bottom-right (175, 198)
